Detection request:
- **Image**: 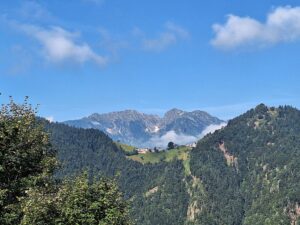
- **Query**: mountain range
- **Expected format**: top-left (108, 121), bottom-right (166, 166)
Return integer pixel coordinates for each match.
top-left (64, 108), bottom-right (224, 147)
top-left (47, 104), bottom-right (300, 224)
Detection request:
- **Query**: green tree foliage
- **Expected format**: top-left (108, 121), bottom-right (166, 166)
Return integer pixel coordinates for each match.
top-left (0, 97), bottom-right (131, 225)
top-left (0, 97), bottom-right (56, 224)
top-left (44, 122), bottom-right (190, 225)
top-left (131, 160), bottom-right (189, 225)
top-left (167, 141), bottom-right (175, 150)
top-left (42, 104), bottom-right (300, 225)
top-left (189, 104), bottom-right (300, 224)
top-left (20, 173), bottom-right (131, 225)
top-left (8, 96), bottom-right (300, 225)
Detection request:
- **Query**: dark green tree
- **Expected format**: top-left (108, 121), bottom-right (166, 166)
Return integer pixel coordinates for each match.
top-left (0, 97), bottom-right (132, 225)
top-left (0, 96), bottom-right (56, 224)
top-left (20, 172), bottom-right (131, 225)
top-left (167, 142), bottom-right (175, 150)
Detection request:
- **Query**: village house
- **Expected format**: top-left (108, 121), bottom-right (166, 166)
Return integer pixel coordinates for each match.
top-left (137, 148), bottom-right (150, 154)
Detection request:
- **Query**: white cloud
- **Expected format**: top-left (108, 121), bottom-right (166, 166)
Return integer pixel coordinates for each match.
top-left (211, 6), bottom-right (300, 50)
top-left (148, 122), bottom-right (226, 148)
top-left (18, 24), bottom-right (108, 65)
top-left (46, 116), bottom-right (54, 122)
top-left (199, 122), bottom-right (227, 138)
top-left (142, 22), bottom-right (189, 51)
top-left (149, 131), bottom-right (198, 148)
top-left (165, 22), bottom-right (190, 39)
top-left (143, 33), bottom-right (177, 52)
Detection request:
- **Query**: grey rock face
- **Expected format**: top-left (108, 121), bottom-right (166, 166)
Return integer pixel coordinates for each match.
top-left (64, 109), bottom-right (224, 147)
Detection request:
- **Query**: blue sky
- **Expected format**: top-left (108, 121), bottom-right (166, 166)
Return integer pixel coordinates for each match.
top-left (1, 0), bottom-right (300, 121)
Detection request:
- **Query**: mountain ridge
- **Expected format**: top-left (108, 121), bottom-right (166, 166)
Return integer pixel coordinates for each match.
top-left (64, 108), bottom-right (224, 147)
top-left (188, 103), bottom-right (300, 224)
top-left (49, 103), bottom-right (300, 224)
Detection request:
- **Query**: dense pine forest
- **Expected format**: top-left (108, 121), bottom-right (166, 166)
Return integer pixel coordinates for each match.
top-left (2, 99), bottom-right (300, 225)
top-left (45, 103), bottom-right (300, 225)
top-left (0, 99), bottom-right (131, 225)
top-left (2, 1), bottom-right (300, 224)
top-left (44, 121), bottom-right (190, 225)
top-left (189, 104), bottom-right (300, 224)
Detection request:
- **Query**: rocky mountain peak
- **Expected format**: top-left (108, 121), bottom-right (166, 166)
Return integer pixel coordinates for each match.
top-left (163, 108), bottom-right (185, 122)
top-left (64, 108), bottom-right (224, 147)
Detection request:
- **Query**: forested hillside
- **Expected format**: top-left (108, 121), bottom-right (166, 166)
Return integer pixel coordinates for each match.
top-left (189, 104), bottom-right (300, 225)
top-left (0, 99), bottom-right (131, 225)
top-left (44, 122), bottom-right (189, 225)
top-left (44, 104), bottom-right (300, 225)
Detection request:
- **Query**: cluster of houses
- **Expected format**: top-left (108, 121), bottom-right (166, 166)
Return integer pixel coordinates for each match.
top-left (136, 142), bottom-right (197, 154)
top-left (136, 147), bottom-right (162, 154)
top-left (185, 142), bottom-right (197, 148)
top-left (136, 148), bottom-right (151, 154)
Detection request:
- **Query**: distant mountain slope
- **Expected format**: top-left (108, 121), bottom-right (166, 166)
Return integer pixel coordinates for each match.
top-left (188, 104), bottom-right (300, 224)
top-left (64, 108), bottom-right (224, 147)
top-left (43, 121), bottom-right (189, 225)
top-left (45, 104), bottom-right (300, 225)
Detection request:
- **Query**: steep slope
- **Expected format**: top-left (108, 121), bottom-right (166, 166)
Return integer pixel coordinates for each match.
top-left (188, 104), bottom-right (300, 225)
top-left (64, 109), bottom-right (223, 147)
top-left (64, 110), bottom-right (160, 147)
top-left (160, 108), bottom-right (223, 136)
top-left (43, 121), bottom-right (189, 225)
top-left (43, 104), bottom-right (300, 225)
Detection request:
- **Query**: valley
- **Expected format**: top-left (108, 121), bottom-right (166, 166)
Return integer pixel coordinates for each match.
top-left (2, 97), bottom-right (300, 225)
top-left (2, 1), bottom-right (299, 224)
top-left (46, 103), bottom-right (300, 224)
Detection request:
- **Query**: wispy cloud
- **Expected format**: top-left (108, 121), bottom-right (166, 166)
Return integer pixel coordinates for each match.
top-left (17, 24), bottom-right (108, 66)
top-left (199, 123), bottom-right (227, 137)
top-left (147, 122), bottom-right (226, 148)
top-left (46, 116), bottom-right (55, 122)
top-left (142, 22), bottom-right (189, 52)
top-left (17, 1), bottom-right (55, 22)
top-left (98, 28), bottom-right (129, 58)
top-left (3, 1), bottom-right (188, 68)
top-left (1, 1), bottom-right (108, 67)
top-left (165, 22), bottom-right (190, 39)
top-left (149, 131), bottom-right (198, 148)
top-left (211, 6), bottom-right (300, 50)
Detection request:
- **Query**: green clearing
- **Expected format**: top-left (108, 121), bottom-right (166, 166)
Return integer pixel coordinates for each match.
top-left (128, 146), bottom-right (192, 166)
top-left (115, 142), bottom-right (136, 152)
top-left (117, 142), bottom-right (193, 175)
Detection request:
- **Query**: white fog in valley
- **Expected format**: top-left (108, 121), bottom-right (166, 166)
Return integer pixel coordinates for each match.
top-left (148, 122), bottom-right (227, 148)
